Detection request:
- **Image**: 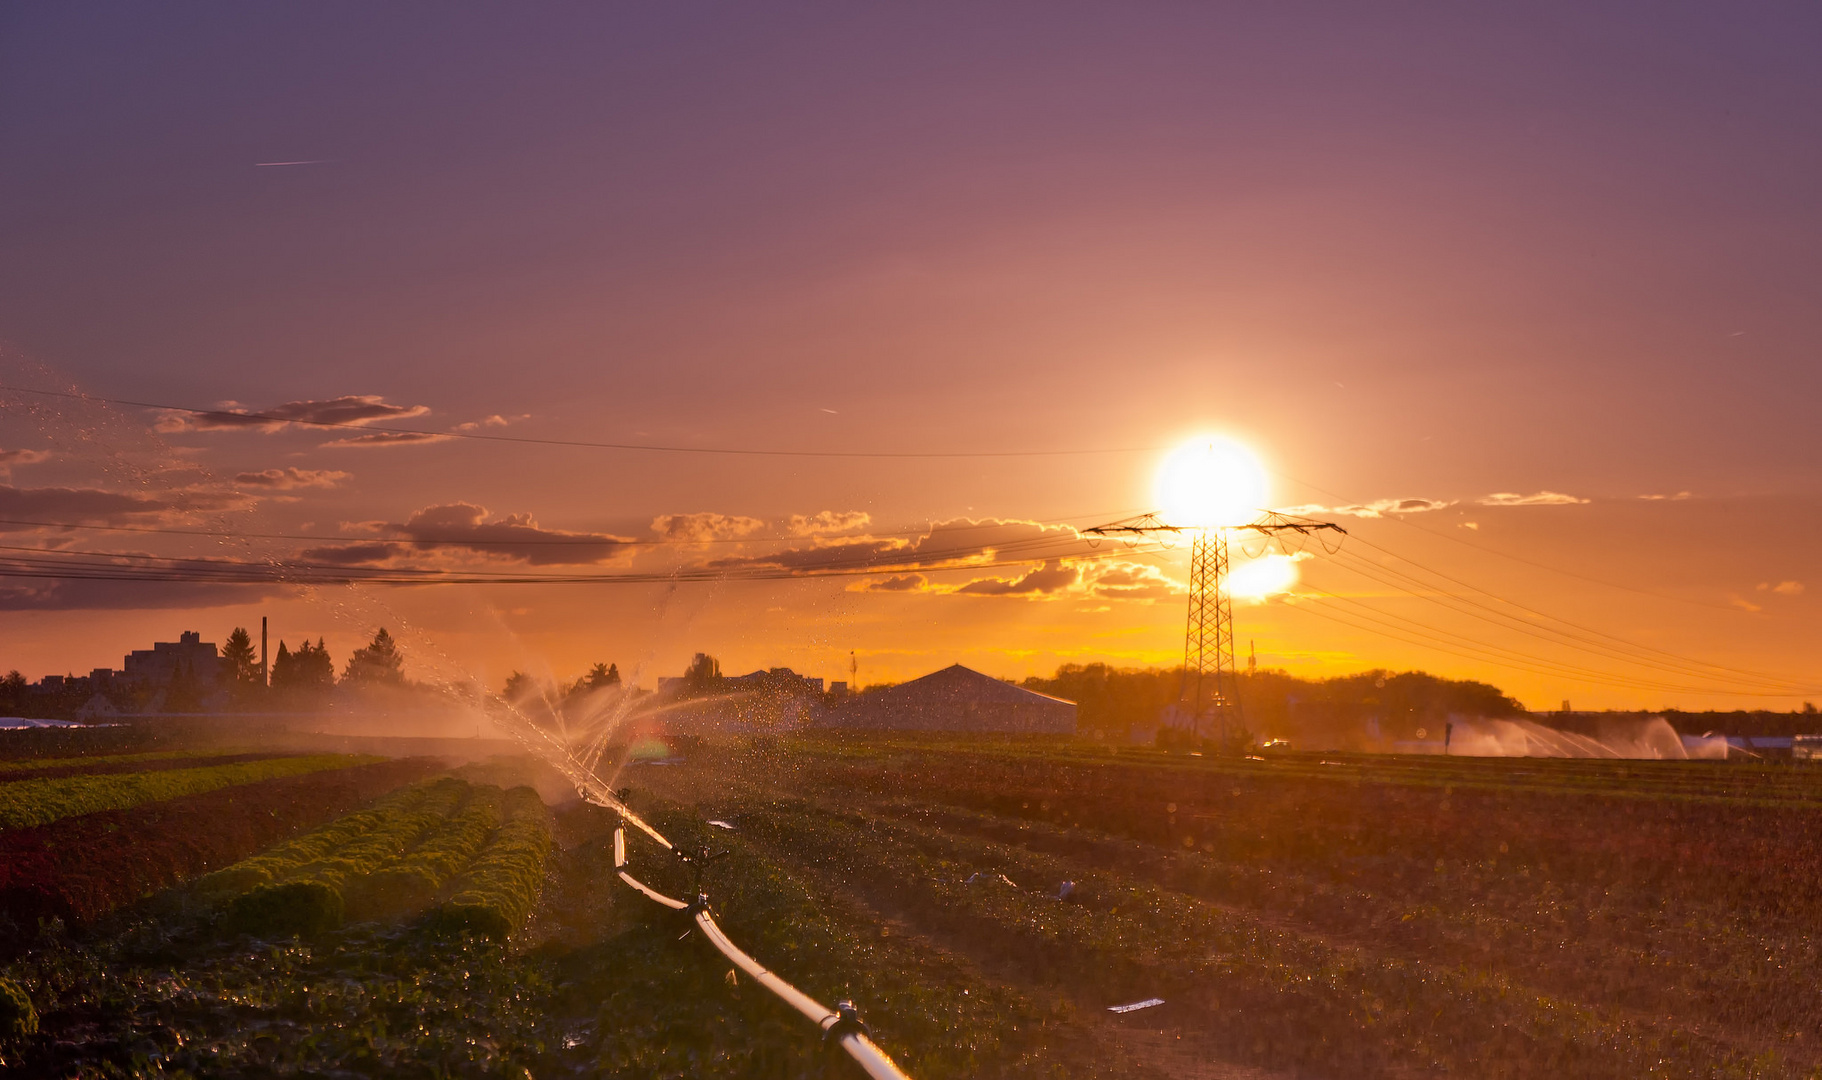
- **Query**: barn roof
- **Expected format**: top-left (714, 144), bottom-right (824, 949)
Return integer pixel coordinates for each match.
top-left (869, 664), bottom-right (1074, 707)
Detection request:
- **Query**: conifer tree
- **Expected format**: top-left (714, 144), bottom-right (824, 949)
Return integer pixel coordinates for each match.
top-left (342, 628), bottom-right (405, 686)
top-left (220, 627), bottom-right (260, 687)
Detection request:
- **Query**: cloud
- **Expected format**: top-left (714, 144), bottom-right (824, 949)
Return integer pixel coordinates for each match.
top-left (652, 512), bottom-right (766, 542)
top-left (857, 574), bottom-right (927, 592)
top-left (785, 510), bottom-right (871, 536)
top-left (301, 503), bottom-right (634, 566)
top-left (455, 414), bottom-right (530, 432)
top-left (1638, 492), bottom-right (1693, 501)
top-left (0, 483), bottom-right (252, 531)
top-left (957, 559), bottom-right (1082, 596)
top-left (156, 395), bottom-right (430, 434)
top-left (321, 431), bottom-right (452, 448)
top-left (704, 517), bottom-right (1083, 577)
top-left (299, 542), bottom-right (399, 566)
top-left (1279, 498), bottom-right (1451, 519)
top-left (1477, 491), bottom-right (1589, 507)
top-left (0, 449), bottom-right (51, 478)
top-left (0, 579), bottom-right (289, 611)
top-left (233, 467), bottom-right (350, 490)
top-left (1758, 580), bottom-right (1805, 597)
top-left (1082, 561), bottom-right (1183, 601)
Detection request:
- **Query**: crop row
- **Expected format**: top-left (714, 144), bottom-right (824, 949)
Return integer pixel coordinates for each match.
top-left (0, 750), bottom-right (290, 784)
top-left (0, 748), bottom-right (250, 775)
top-left (202, 777), bottom-right (555, 938)
top-left (0, 754), bottom-right (383, 830)
top-left (805, 737), bottom-right (1822, 805)
top-left (724, 793), bottom-right (1771, 1080)
top-left (791, 746), bottom-right (1822, 926)
top-left (0, 757), bottom-right (442, 928)
top-left (429, 786), bottom-right (553, 939)
top-left (880, 793), bottom-right (1822, 1054)
top-left (605, 794), bottom-right (1139, 1079)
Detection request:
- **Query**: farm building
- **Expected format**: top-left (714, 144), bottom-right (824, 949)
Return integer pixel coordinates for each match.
top-left (829, 664), bottom-right (1076, 734)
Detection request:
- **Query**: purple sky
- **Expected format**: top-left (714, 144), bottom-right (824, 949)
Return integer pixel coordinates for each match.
top-left (2, 4), bottom-right (1819, 707)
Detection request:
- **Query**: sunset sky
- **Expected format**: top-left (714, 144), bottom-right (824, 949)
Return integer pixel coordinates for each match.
top-left (2, 4), bottom-right (1819, 710)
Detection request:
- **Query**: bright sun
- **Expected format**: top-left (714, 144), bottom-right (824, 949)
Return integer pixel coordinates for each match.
top-left (1227, 553), bottom-right (1301, 600)
top-left (1154, 436), bottom-right (1269, 528)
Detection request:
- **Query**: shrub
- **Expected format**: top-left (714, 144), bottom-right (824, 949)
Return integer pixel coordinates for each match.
top-left (0, 977), bottom-right (35, 1041)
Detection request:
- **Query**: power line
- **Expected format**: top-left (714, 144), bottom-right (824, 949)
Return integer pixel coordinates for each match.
top-left (0, 508), bottom-right (1142, 548)
top-left (0, 537), bottom-right (1162, 587)
top-left (0, 385), bottom-right (1159, 460)
top-left (1324, 541), bottom-right (1822, 695)
top-left (1274, 471), bottom-right (1740, 612)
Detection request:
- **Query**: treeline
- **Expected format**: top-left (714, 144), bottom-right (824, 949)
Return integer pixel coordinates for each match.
top-left (501, 662), bottom-right (622, 704)
top-left (2, 627), bottom-right (410, 719)
top-left (1021, 663), bottom-right (1525, 746)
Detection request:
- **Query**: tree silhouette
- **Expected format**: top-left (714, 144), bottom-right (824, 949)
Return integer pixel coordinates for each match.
top-left (502, 671), bottom-right (534, 700)
top-left (274, 639), bottom-right (337, 699)
top-left (220, 627), bottom-right (260, 688)
top-left (680, 652), bottom-right (720, 697)
top-left (164, 660), bottom-right (204, 712)
top-left (342, 628), bottom-right (405, 686)
top-left (584, 662), bottom-right (620, 690)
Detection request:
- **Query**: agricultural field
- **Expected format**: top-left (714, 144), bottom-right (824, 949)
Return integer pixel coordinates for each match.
top-left (1, 734), bottom-right (1819, 1079)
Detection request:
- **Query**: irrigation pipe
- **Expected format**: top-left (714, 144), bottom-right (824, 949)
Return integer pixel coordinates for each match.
top-left (612, 825), bottom-right (913, 1080)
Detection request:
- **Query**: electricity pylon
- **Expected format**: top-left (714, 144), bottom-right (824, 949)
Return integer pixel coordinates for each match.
top-left (1086, 510), bottom-right (1345, 746)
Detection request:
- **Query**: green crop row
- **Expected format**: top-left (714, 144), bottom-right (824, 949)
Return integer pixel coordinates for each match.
top-left (344, 784), bottom-right (504, 920)
top-left (0, 748), bottom-right (251, 775)
top-left (201, 777), bottom-right (554, 940)
top-left (0, 754), bottom-right (381, 830)
top-left (427, 786), bottom-right (552, 939)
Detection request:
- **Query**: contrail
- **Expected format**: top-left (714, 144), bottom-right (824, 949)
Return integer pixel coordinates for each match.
top-left (254, 160), bottom-right (328, 167)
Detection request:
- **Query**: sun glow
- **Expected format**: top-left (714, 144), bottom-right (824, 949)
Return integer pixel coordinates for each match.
top-left (1227, 553), bottom-right (1301, 600)
top-left (1154, 436), bottom-right (1268, 528)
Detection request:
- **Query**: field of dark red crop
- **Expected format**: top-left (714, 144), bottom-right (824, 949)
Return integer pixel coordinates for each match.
top-left (0, 757), bottom-right (440, 929)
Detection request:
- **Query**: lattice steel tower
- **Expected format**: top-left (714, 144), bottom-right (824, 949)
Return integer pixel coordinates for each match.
top-left (1183, 527), bottom-right (1239, 741)
top-left (1087, 511), bottom-right (1344, 745)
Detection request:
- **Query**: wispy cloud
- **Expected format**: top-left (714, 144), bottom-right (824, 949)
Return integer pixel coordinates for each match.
top-left (0, 577), bottom-right (287, 611)
top-left (854, 557), bottom-right (1182, 603)
top-left (157, 395), bottom-right (430, 434)
top-left (1638, 491), bottom-right (1693, 501)
top-left (857, 573), bottom-right (926, 592)
top-left (1477, 491), bottom-right (1589, 507)
top-left (1282, 497), bottom-right (1453, 519)
top-left (1759, 580), bottom-right (1805, 597)
top-left (0, 449), bottom-right (50, 479)
top-left (704, 518), bottom-right (1082, 577)
top-left (302, 503), bottom-right (634, 566)
top-left (454, 414), bottom-right (530, 432)
top-left (0, 483), bottom-right (251, 531)
top-left (321, 431), bottom-right (452, 448)
top-left (956, 559), bottom-right (1082, 596)
top-left (785, 510), bottom-right (871, 536)
top-left (233, 467), bottom-right (350, 490)
top-left (652, 512), bottom-right (766, 543)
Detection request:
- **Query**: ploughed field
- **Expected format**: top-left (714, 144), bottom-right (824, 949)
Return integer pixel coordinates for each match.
top-left (1, 735), bottom-right (1818, 1079)
top-left (639, 738), bottom-right (1822, 1080)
